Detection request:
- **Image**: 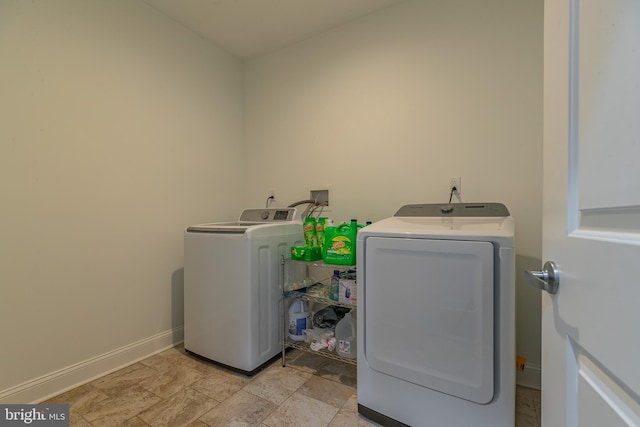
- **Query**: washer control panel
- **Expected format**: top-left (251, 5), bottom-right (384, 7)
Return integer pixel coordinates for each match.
top-left (239, 208), bottom-right (297, 222)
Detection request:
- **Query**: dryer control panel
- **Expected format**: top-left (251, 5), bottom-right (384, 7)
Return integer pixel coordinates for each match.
top-left (394, 203), bottom-right (510, 217)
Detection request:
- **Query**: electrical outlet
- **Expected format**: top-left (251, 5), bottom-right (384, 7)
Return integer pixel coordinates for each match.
top-left (266, 190), bottom-right (276, 207)
top-left (449, 177), bottom-right (461, 195)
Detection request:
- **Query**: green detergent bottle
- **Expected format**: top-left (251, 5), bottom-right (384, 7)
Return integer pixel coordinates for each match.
top-left (322, 219), bottom-right (357, 266)
top-left (322, 222), bottom-right (336, 260)
top-left (303, 216), bottom-right (317, 247)
top-left (316, 217), bottom-right (327, 250)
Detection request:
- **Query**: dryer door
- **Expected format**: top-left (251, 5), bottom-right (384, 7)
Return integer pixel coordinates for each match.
top-left (362, 237), bottom-right (494, 404)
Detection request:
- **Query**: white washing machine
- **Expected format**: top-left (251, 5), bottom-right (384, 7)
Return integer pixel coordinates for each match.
top-left (184, 208), bottom-right (303, 375)
top-left (357, 203), bottom-right (515, 426)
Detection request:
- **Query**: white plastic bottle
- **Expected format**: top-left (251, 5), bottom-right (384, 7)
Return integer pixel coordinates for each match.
top-left (288, 299), bottom-right (310, 341)
top-left (335, 310), bottom-right (356, 359)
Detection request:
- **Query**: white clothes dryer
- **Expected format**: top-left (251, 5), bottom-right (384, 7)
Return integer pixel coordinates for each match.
top-left (184, 208), bottom-right (303, 375)
top-left (357, 203), bottom-right (515, 426)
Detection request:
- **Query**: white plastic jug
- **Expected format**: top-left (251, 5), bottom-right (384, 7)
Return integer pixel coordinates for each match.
top-left (335, 310), bottom-right (357, 359)
top-left (288, 299), bottom-right (310, 341)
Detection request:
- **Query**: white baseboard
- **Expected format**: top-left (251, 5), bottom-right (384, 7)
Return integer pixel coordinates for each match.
top-left (516, 362), bottom-right (541, 390)
top-left (0, 327), bottom-right (184, 404)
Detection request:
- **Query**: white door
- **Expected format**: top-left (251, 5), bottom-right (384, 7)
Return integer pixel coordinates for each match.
top-left (542, 0), bottom-right (640, 426)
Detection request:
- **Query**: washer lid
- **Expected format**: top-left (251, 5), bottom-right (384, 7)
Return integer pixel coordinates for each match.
top-left (186, 223), bottom-right (263, 233)
top-left (395, 203), bottom-right (510, 217)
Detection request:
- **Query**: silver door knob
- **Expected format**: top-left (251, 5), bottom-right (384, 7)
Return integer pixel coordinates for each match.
top-left (524, 261), bottom-right (559, 294)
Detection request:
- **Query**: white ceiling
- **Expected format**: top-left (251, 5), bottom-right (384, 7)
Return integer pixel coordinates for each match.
top-left (144, 0), bottom-right (406, 59)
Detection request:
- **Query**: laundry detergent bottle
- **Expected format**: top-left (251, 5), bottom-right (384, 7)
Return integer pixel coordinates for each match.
top-left (303, 216), bottom-right (318, 247)
top-left (315, 218), bottom-right (327, 250)
top-left (322, 219), bottom-right (357, 265)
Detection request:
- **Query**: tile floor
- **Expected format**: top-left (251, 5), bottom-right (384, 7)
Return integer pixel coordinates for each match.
top-left (44, 345), bottom-right (541, 427)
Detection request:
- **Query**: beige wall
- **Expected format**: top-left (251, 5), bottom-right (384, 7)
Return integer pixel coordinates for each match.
top-left (244, 0), bottom-right (543, 387)
top-left (0, 0), bottom-right (244, 401)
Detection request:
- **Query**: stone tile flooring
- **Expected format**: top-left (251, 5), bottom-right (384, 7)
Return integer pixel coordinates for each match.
top-left (44, 345), bottom-right (541, 426)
